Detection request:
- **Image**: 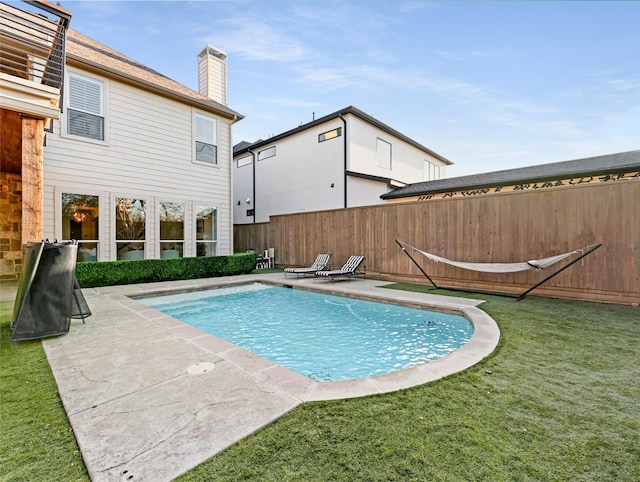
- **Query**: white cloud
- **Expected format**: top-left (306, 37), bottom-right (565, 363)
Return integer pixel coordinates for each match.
top-left (293, 62), bottom-right (489, 104)
top-left (202, 20), bottom-right (308, 63)
top-left (399, 1), bottom-right (429, 14)
top-left (261, 97), bottom-right (324, 108)
top-left (437, 50), bottom-right (468, 61)
top-left (608, 77), bottom-right (640, 92)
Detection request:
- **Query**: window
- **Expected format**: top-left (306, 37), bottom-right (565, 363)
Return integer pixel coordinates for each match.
top-left (159, 202), bottom-right (185, 258)
top-left (258, 146), bottom-right (276, 161)
top-left (319, 127), bottom-right (342, 142)
top-left (237, 156), bottom-right (252, 168)
top-left (61, 193), bottom-right (99, 262)
top-left (196, 205), bottom-right (217, 256)
top-left (67, 72), bottom-right (104, 140)
top-left (376, 138), bottom-right (391, 170)
top-left (115, 198), bottom-right (146, 260)
top-left (424, 160), bottom-right (442, 181)
top-left (195, 113), bottom-right (217, 164)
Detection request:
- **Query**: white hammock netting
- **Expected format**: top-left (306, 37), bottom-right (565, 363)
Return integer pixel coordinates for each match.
top-left (401, 242), bottom-right (587, 274)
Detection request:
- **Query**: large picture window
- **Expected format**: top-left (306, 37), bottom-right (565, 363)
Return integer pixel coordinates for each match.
top-left (159, 202), bottom-right (185, 258)
top-left (67, 72), bottom-right (104, 140)
top-left (195, 113), bottom-right (217, 164)
top-left (196, 205), bottom-right (217, 257)
top-left (115, 198), bottom-right (146, 260)
top-left (61, 193), bottom-right (99, 262)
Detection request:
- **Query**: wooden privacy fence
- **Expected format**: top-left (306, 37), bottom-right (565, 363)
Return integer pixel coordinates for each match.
top-left (235, 179), bottom-right (640, 304)
top-left (233, 222), bottom-right (271, 255)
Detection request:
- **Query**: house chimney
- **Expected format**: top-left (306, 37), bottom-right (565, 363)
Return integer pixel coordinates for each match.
top-left (197, 45), bottom-right (228, 105)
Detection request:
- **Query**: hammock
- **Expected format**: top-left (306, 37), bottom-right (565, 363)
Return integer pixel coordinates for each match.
top-left (402, 243), bottom-right (585, 273)
top-left (395, 240), bottom-right (602, 300)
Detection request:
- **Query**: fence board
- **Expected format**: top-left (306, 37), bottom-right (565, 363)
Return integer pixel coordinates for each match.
top-left (234, 180), bottom-right (639, 303)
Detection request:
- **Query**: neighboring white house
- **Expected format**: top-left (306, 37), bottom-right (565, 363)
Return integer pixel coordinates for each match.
top-left (232, 106), bottom-right (452, 224)
top-left (42, 30), bottom-right (242, 261)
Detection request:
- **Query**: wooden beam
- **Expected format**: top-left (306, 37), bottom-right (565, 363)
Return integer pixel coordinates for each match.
top-left (21, 116), bottom-right (44, 244)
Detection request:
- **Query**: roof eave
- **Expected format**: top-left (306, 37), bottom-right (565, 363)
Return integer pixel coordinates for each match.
top-left (346, 170), bottom-right (406, 186)
top-left (66, 55), bottom-right (244, 122)
top-left (233, 106), bottom-right (452, 163)
top-left (381, 162), bottom-right (640, 199)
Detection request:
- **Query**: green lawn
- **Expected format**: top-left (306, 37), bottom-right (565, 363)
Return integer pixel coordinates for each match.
top-left (2, 286), bottom-right (638, 481)
top-left (0, 301), bottom-right (87, 481)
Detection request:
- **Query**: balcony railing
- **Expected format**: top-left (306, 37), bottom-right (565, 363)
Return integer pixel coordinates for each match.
top-left (0, 0), bottom-right (71, 90)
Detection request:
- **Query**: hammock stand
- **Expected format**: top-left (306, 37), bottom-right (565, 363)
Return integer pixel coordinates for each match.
top-left (395, 240), bottom-right (602, 301)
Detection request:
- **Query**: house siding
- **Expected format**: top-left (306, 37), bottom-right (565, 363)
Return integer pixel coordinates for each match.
top-left (43, 67), bottom-right (233, 260)
top-left (347, 115), bottom-right (447, 183)
top-left (233, 108), bottom-right (449, 224)
top-left (198, 55), bottom-right (227, 106)
top-left (236, 119), bottom-right (345, 223)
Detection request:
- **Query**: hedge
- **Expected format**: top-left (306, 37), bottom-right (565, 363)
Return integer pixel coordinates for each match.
top-left (75, 253), bottom-right (257, 288)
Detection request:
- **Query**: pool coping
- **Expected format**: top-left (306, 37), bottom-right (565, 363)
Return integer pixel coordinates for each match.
top-left (38, 274), bottom-right (500, 481)
top-left (110, 274), bottom-right (500, 402)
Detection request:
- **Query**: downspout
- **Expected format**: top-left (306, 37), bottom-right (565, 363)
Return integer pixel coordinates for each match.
top-left (339, 114), bottom-right (348, 208)
top-left (248, 149), bottom-right (256, 223)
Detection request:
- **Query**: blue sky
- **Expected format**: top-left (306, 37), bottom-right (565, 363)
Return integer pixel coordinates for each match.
top-left (56, 0), bottom-right (638, 177)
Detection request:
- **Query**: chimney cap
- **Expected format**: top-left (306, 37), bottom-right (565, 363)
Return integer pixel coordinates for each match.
top-left (198, 45), bottom-right (227, 61)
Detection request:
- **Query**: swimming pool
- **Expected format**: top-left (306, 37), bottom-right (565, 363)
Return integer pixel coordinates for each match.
top-left (139, 283), bottom-right (473, 382)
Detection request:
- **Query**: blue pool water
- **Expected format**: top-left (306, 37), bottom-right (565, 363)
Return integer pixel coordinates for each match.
top-left (140, 284), bottom-right (473, 382)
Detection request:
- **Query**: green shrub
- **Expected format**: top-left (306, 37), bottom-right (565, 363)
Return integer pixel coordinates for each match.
top-left (75, 253), bottom-right (257, 288)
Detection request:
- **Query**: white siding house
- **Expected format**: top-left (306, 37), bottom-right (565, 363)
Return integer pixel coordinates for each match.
top-left (42, 30), bottom-right (242, 261)
top-left (233, 106), bottom-right (451, 224)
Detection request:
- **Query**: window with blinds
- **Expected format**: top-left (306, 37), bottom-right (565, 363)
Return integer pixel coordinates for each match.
top-left (67, 72), bottom-right (104, 140)
top-left (195, 113), bottom-right (217, 164)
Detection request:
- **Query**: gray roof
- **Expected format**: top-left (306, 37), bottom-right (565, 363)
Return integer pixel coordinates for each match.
top-left (233, 106), bottom-right (452, 164)
top-left (233, 140), bottom-right (254, 153)
top-left (67, 29), bottom-right (243, 121)
top-left (381, 150), bottom-right (640, 199)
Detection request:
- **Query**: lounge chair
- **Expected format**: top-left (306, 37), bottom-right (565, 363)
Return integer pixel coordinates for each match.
top-left (284, 253), bottom-right (331, 278)
top-left (314, 255), bottom-right (365, 282)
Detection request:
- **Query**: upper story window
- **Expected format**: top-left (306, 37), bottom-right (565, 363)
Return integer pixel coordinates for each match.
top-left (319, 127), bottom-right (341, 142)
top-left (237, 155), bottom-right (252, 168)
top-left (67, 72), bottom-right (104, 140)
top-left (376, 138), bottom-right (392, 170)
top-left (258, 146), bottom-right (276, 161)
top-left (195, 113), bottom-right (217, 164)
top-left (424, 160), bottom-right (442, 181)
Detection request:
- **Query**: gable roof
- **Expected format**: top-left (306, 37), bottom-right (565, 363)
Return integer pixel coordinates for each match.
top-left (233, 140), bottom-right (255, 153)
top-left (65, 29), bottom-right (243, 121)
top-left (233, 106), bottom-right (452, 164)
top-left (381, 150), bottom-right (640, 199)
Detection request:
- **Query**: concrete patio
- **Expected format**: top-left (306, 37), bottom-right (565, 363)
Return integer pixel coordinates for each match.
top-left (11, 274), bottom-right (500, 481)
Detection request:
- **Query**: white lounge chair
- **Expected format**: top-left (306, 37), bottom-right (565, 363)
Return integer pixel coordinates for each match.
top-left (284, 253), bottom-right (331, 278)
top-left (314, 255), bottom-right (365, 282)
